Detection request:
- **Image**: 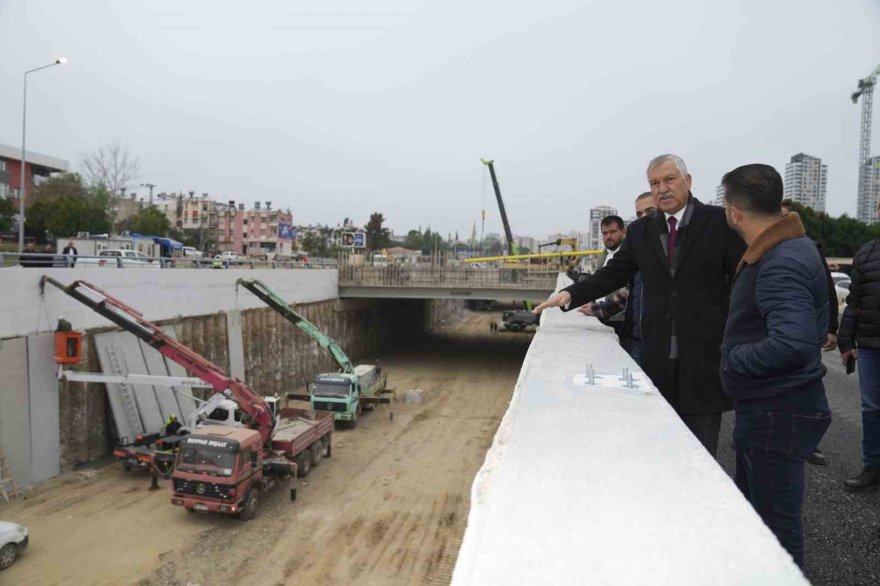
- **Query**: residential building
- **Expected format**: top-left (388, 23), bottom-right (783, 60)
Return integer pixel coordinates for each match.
top-left (218, 201), bottom-right (294, 259)
top-left (0, 142), bottom-right (69, 205)
top-left (783, 153), bottom-right (827, 212)
top-left (588, 205), bottom-right (617, 252)
top-left (514, 235), bottom-right (536, 253)
top-left (713, 184), bottom-right (725, 207)
top-left (862, 156), bottom-right (880, 223)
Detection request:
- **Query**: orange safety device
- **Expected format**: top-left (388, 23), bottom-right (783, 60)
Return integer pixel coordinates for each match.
top-left (54, 331), bottom-right (82, 364)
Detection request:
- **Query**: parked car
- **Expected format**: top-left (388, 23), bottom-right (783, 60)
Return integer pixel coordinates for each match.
top-left (0, 521), bottom-right (29, 570)
top-left (835, 279), bottom-right (851, 306)
top-left (830, 271), bottom-right (850, 286)
top-left (215, 251), bottom-right (240, 261)
top-left (182, 247), bottom-right (203, 259)
top-left (77, 249), bottom-right (161, 268)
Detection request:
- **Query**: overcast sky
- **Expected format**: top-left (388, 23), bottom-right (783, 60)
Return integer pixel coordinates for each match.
top-left (2, 0), bottom-right (879, 240)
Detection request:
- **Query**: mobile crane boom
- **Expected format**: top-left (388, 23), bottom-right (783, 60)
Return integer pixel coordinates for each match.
top-left (39, 277), bottom-right (276, 446)
top-left (481, 159), bottom-right (516, 257)
top-left (236, 278), bottom-right (354, 374)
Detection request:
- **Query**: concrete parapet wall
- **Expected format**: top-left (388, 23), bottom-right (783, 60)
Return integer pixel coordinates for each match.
top-left (451, 275), bottom-right (809, 585)
top-left (0, 267), bottom-right (338, 340)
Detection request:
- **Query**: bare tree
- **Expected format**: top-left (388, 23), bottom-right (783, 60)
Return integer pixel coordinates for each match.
top-left (80, 140), bottom-right (140, 195)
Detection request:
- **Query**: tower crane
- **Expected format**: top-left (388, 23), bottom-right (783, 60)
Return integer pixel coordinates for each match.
top-left (852, 63), bottom-right (880, 221)
top-left (480, 159), bottom-right (517, 256)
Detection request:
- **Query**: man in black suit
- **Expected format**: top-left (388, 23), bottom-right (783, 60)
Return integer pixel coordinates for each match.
top-left (62, 240), bottom-right (79, 267)
top-left (535, 154), bottom-right (747, 455)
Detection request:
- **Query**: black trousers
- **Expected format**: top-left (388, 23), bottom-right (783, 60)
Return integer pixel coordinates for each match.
top-left (667, 359), bottom-right (722, 457)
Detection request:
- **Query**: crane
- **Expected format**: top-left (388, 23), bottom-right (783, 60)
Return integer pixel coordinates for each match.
top-left (852, 63), bottom-right (880, 221)
top-left (480, 159), bottom-right (516, 256)
top-left (235, 278), bottom-right (354, 374)
top-left (39, 277), bottom-right (277, 447)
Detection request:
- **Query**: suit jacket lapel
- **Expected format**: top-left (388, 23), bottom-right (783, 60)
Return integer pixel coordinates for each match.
top-left (674, 197), bottom-right (709, 271)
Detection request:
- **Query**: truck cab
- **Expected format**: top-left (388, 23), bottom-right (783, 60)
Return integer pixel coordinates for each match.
top-left (170, 426), bottom-right (265, 519)
top-left (310, 373), bottom-right (361, 423)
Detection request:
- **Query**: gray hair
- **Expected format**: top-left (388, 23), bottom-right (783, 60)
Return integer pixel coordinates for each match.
top-left (647, 154), bottom-right (689, 177)
top-left (634, 191), bottom-right (652, 202)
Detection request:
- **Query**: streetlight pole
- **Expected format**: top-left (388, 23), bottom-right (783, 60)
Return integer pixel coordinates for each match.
top-left (19, 57), bottom-right (67, 252)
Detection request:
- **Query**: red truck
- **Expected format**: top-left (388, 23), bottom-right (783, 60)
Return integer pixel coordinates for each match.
top-left (40, 277), bottom-right (334, 520)
top-left (170, 407), bottom-right (333, 519)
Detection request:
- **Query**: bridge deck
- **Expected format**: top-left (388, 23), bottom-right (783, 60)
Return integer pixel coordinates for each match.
top-left (338, 265), bottom-right (559, 300)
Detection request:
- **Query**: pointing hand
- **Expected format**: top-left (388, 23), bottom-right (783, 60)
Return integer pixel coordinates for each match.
top-left (533, 291), bottom-right (572, 314)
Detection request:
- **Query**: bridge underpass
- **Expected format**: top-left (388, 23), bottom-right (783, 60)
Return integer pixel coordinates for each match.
top-left (338, 265), bottom-right (558, 300)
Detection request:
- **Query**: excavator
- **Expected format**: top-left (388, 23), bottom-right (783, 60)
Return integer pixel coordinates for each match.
top-left (40, 277), bottom-right (334, 519)
top-left (236, 278), bottom-right (393, 427)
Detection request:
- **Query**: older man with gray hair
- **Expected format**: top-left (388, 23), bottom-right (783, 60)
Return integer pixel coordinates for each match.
top-left (535, 155), bottom-right (747, 455)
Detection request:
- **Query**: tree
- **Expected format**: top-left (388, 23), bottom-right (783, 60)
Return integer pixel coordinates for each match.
top-left (80, 140), bottom-right (140, 195)
top-left (0, 198), bottom-right (16, 233)
top-left (403, 229), bottom-right (423, 251)
top-left (364, 212), bottom-right (391, 252)
top-left (26, 173), bottom-right (111, 242)
top-left (128, 206), bottom-right (171, 236)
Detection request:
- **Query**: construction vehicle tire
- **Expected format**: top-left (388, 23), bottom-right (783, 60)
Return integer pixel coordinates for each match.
top-left (297, 451), bottom-right (311, 478)
top-left (310, 442), bottom-right (323, 466)
top-left (239, 489), bottom-right (259, 521)
top-left (0, 544), bottom-right (17, 570)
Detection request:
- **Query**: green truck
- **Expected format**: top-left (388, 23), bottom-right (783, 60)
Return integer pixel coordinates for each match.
top-left (236, 278), bottom-right (393, 426)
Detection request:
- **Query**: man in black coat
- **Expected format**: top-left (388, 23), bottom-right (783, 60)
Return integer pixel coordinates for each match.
top-left (535, 154), bottom-right (747, 455)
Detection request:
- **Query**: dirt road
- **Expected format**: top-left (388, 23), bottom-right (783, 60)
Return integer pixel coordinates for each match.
top-left (1, 312), bottom-right (532, 586)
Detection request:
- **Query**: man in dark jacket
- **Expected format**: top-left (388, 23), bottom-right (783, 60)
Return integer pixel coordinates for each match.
top-left (838, 231), bottom-right (880, 492)
top-left (535, 155), bottom-right (746, 455)
top-left (579, 192), bottom-right (655, 364)
top-left (720, 164), bottom-right (831, 569)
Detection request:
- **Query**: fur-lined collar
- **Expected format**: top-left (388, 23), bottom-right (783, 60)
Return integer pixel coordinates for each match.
top-left (736, 212), bottom-right (806, 274)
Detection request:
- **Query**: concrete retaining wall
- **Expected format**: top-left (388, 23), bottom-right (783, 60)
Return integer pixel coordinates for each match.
top-left (0, 267), bottom-right (338, 340)
top-left (451, 275), bottom-right (809, 585)
top-left (57, 297), bottom-right (394, 469)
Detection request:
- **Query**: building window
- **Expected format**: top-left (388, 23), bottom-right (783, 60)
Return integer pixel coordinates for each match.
top-left (0, 183), bottom-right (7, 199)
top-left (0, 160), bottom-right (6, 171)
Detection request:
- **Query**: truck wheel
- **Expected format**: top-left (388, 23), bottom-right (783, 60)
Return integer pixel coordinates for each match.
top-left (322, 434), bottom-right (331, 457)
top-left (297, 451), bottom-right (311, 478)
top-left (0, 544), bottom-right (17, 570)
top-left (239, 489), bottom-right (259, 521)
top-left (310, 442), bottom-right (323, 466)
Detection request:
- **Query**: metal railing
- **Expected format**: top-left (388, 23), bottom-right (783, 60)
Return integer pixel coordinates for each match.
top-left (0, 252), bottom-right (337, 270)
top-left (339, 264), bottom-right (560, 290)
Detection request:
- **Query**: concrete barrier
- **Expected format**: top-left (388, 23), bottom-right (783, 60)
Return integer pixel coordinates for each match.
top-left (451, 275), bottom-right (809, 585)
top-left (0, 266), bottom-right (338, 339)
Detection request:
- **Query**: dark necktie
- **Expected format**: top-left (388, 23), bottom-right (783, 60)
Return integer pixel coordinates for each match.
top-left (667, 216), bottom-right (678, 263)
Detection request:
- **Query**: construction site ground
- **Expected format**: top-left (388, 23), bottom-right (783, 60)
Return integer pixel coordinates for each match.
top-left (0, 311), bottom-right (532, 586)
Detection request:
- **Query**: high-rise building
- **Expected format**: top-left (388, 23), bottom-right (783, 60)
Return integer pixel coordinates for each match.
top-left (713, 184), bottom-right (725, 207)
top-left (588, 205), bottom-right (617, 252)
top-left (863, 156), bottom-right (880, 223)
top-left (784, 153), bottom-right (827, 212)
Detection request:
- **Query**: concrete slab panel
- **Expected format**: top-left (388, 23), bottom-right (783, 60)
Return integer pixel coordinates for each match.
top-left (138, 338), bottom-right (179, 423)
top-left (226, 309), bottom-right (245, 381)
top-left (0, 337), bottom-right (32, 488)
top-left (27, 334), bottom-right (60, 484)
top-left (160, 326), bottom-right (197, 420)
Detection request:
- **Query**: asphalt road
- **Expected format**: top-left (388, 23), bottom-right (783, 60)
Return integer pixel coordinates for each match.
top-left (716, 352), bottom-right (880, 586)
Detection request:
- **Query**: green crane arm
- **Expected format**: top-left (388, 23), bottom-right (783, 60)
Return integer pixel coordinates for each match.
top-left (236, 278), bottom-right (355, 375)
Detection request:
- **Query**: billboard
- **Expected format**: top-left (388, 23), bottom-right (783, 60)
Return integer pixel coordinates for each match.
top-left (342, 232), bottom-right (366, 248)
top-left (278, 223), bottom-right (296, 240)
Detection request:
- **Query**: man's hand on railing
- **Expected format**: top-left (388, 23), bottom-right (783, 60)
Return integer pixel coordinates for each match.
top-left (533, 291), bottom-right (571, 314)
